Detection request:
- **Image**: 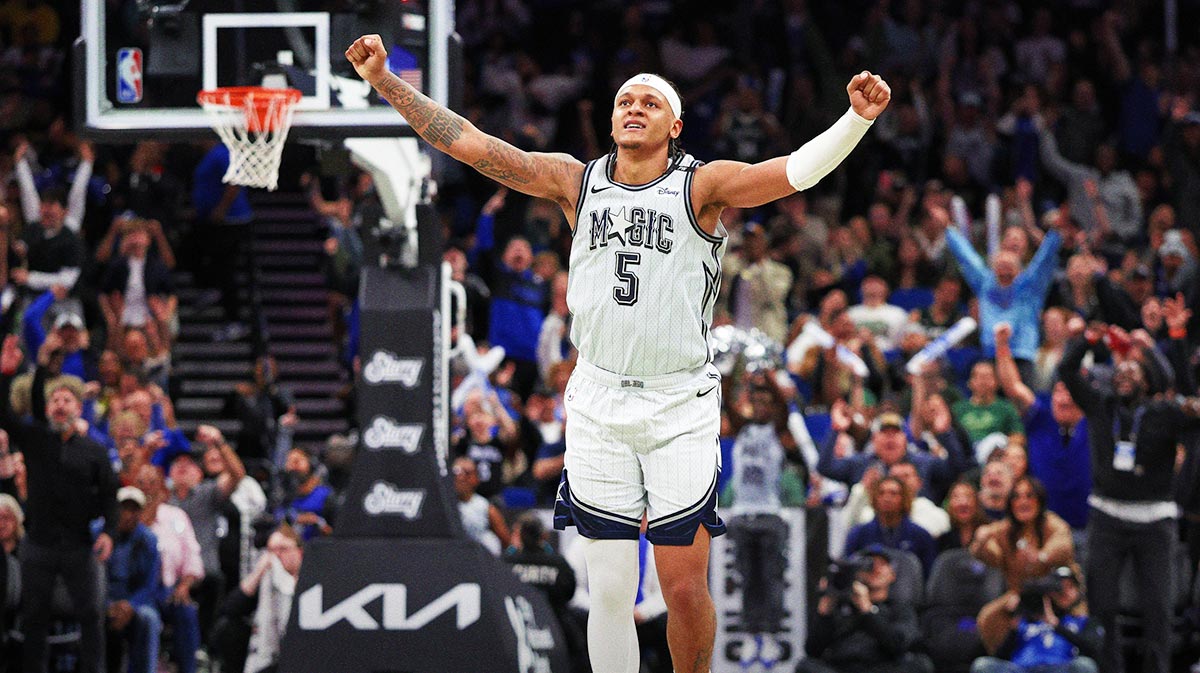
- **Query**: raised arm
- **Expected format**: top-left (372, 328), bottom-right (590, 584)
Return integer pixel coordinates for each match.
top-left (303, 174), bottom-right (344, 220)
top-left (1016, 228), bottom-right (1063, 297)
top-left (1014, 178), bottom-right (1044, 246)
top-left (1163, 293), bottom-right (1196, 394)
top-left (146, 219), bottom-right (176, 270)
top-left (945, 228), bottom-right (989, 292)
top-left (13, 141), bottom-right (40, 225)
top-left (1037, 127), bottom-right (1089, 186)
top-left (0, 336), bottom-right (30, 435)
top-left (346, 36), bottom-right (584, 214)
top-left (1098, 11), bottom-right (1132, 84)
top-left (64, 143), bottom-right (94, 234)
top-left (1056, 324), bottom-right (1107, 416)
top-left (693, 72), bottom-right (889, 212)
top-left (201, 425), bottom-right (246, 499)
top-left (994, 322), bottom-right (1035, 413)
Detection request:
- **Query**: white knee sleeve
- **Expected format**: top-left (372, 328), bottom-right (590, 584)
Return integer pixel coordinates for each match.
top-left (582, 538), bottom-right (641, 673)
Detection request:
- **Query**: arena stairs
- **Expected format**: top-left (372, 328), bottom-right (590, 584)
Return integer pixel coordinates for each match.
top-left (172, 190), bottom-right (351, 455)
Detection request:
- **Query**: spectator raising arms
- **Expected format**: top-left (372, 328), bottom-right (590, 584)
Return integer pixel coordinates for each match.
top-left (0, 334), bottom-right (116, 673)
top-left (168, 425), bottom-right (246, 649)
top-left (994, 323), bottom-right (1090, 531)
top-left (945, 210), bottom-right (1062, 380)
top-left (1057, 316), bottom-right (1200, 673)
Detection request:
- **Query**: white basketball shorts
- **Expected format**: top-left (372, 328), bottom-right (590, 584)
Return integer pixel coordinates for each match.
top-left (553, 357), bottom-right (726, 545)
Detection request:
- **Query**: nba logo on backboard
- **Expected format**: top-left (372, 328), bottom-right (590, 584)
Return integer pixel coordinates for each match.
top-left (116, 48), bottom-right (143, 104)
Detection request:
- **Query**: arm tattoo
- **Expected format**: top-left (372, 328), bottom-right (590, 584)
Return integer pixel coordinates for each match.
top-left (373, 72), bottom-right (464, 150)
top-left (471, 138), bottom-right (538, 185)
top-left (372, 72), bottom-right (579, 200)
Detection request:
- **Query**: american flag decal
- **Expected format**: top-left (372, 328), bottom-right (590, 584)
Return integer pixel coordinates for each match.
top-left (388, 46), bottom-right (424, 93)
top-left (398, 69), bottom-right (423, 91)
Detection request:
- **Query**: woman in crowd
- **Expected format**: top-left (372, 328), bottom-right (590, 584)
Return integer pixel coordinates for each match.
top-left (969, 475), bottom-right (1074, 591)
top-left (939, 479), bottom-right (989, 552)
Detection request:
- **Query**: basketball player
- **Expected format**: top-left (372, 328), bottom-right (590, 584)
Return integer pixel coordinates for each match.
top-left (347, 34), bottom-right (889, 673)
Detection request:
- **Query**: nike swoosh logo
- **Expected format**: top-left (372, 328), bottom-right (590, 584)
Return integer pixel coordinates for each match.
top-left (590, 185), bottom-right (613, 194)
top-left (697, 386), bottom-right (717, 398)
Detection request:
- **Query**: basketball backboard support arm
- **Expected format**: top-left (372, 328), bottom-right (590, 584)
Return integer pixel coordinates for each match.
top-left (345, 137), bottom-right (430, 269)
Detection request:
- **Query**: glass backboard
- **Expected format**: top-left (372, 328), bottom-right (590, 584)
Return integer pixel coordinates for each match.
top-left (77, 0), bottom-right (455, 140)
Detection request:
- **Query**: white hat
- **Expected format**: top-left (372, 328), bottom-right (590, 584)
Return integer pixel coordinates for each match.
top-left (53, 312), bottom-right (84, 330)
top-left (1159, 230), bottom-right (1189, 259)
top-left (117, 486), bottom-right (146, 508)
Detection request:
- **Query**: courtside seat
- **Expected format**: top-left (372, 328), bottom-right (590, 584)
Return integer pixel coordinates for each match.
top-left (921, 549), bottom-right (1004, 673)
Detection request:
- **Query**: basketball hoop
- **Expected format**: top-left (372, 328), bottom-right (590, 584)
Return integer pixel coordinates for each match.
top-left (197, 87), bottom-right (302, 191)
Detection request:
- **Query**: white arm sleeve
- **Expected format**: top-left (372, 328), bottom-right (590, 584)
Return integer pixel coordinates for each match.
top-left (26, 267), bottom-right (81, 291)
top-left (787, 409), bottom-right (820, 474)
top-left (15, 159), bottom-right (40, 224)
top-left (785, 107), bottom-right (874, 191)
top-left (64, 160), bottom-right (93, 233)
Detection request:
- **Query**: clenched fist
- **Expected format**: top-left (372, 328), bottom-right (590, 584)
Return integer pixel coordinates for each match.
top-left (345, 34), bottom-right (389, 83)
top-left (847, 71), bottom-right (891, 121)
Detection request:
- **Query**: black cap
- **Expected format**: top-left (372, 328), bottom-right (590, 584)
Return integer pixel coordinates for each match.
top-left (856, 543), bottom-right (892, 561)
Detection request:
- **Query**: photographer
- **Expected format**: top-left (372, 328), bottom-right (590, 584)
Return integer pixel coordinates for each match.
top-left (974, 566), bottom-right (1101, 673)
top-left (797, 546), bottom-right (933, 673)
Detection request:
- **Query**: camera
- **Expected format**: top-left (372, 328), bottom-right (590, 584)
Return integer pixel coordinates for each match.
top-left (1017, 575), bottom-right (1063, 619)
top-left (825, 556), bottom-right (874, 596)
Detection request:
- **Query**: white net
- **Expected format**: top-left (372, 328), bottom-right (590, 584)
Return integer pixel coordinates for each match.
top-left (198, 88), bottom-right (300, 191)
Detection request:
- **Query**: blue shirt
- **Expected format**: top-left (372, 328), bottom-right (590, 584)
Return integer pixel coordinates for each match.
top-left (535, 439), bottom-right (565, 462)
top-left (947, 229), bottom-right (1061, 361)
top-left (817, 431), bottom-right (960, 501)
top-left (192, 144), bottom-right (252, 222)
top-left (23, 291), bottom-right (87, 380)
top-left (488, 266), bottom-right (547, 362)
top-left (1012, 615), bottom-right (1091, 667)
top-left (1023, 395), bottom-right (1091, 529)
top-left (843, 517), bottom-right (938, 576)
top-left (107, 524), bottom-right (161, 608)
top-left (281, 484), bottom-right (333, 540)
top-left (1119, 78), bottom-right (1160, 158)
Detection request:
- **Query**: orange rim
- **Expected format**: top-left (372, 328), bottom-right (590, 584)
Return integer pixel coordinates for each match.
top-left (197, 87), bottom-right (302, 133)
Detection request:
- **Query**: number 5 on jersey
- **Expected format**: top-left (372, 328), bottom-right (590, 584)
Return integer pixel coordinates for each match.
top-left (613, 251), bottom-right (641, 306)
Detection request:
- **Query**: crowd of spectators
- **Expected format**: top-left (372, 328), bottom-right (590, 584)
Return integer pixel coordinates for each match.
top-left (1, 0), bottom-right (1200, 672)
top-left (434, 1), bottom-right (1200, 673)
top-left (0, 3), bottom-right (329, 672)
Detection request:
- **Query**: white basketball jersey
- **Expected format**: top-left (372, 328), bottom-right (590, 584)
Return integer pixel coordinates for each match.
top-left (568, 153), bottom-right (727, 376)
top-left (730, 423), bottom-right (785, 514)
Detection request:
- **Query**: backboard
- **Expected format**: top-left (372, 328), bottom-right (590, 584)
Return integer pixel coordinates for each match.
top-left (77, 0), bottom-right (455, 141)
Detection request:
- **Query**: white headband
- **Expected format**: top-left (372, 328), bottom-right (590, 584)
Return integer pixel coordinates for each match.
top-left (615, 73), bottom-right (682, 120)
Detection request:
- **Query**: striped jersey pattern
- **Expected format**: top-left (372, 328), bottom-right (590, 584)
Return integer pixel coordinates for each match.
top-left (568, 153), bottom-right (727, 377)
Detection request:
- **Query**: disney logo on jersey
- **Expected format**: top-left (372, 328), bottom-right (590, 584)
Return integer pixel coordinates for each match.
top-left (363, 482), bottom-right (426, 518)
top-left (363, 351), bottom-right (423, 387)
top-left (363, 417), bottom-right (424, 453)
top-left (657, 187), bottom-right (680, 197)
top-left (587, 206), bottom-right (674, 253)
